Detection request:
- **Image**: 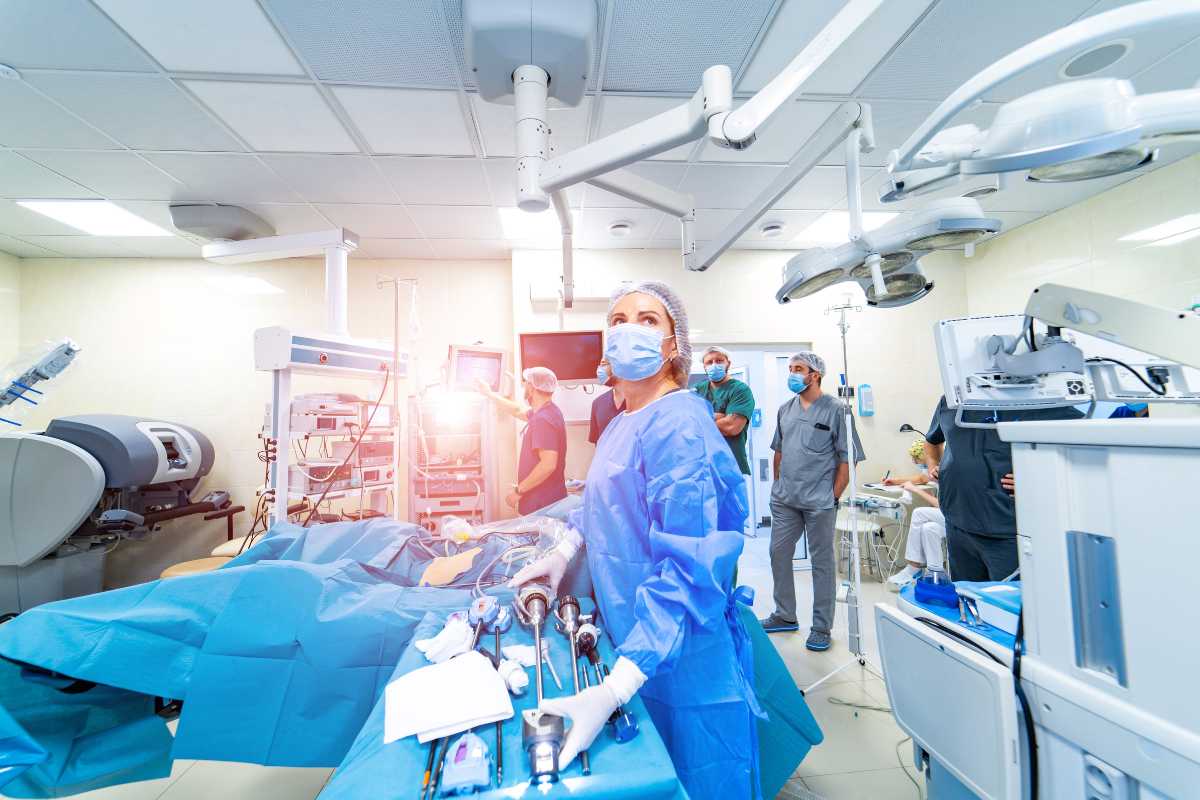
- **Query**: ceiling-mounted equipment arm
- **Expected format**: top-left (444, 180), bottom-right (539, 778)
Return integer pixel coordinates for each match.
top-left (890, 0), bottom-right (1200, 172)
top-left (551, 190), bottom-right (575, 309)
top-left (1024, 284), bottom-right (1200, 370)
top-left (713, 0), bottom-right (883, 149)
top-left (538, 66), bottom-right (733, 195)
top-left (586, 170), bottom-right (698, 271)
top-left (686, 102), bottom-right (873, 272)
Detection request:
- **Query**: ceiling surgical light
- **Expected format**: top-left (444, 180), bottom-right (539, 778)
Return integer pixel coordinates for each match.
top-left (884, 0), bottom-right (1200, 203)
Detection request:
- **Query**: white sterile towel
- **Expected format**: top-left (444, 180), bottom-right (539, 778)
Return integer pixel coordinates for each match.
top-left (383, 651), bottom-right (513, 745)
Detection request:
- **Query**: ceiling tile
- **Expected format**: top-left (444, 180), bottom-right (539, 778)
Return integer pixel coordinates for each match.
top-left (0, 152), bottom-right (98, 199)
top-left (578, 206), bottom-right (669, 244)
top-left (1133, 35), bottom-right (1200, 94)
top-left (259, 155), bottom-right (396, 203)
top-left (0, 81), bottom-right (118, 150)
top-left (94, 0), bottom-right (304, 74)
top-left (429, 239), bottom-right (511, 260)
top-left (142, 153), bottom-right (302, 203)
top-left (124, 237), bottom-right (204, 258)
top-left (738, 210), bottom-right (824, 243)
top-left (20, 151), bottom-right (185, 200)
top-left (483, 159), bottom-right (584, 207)
top-left (0, 233), bottom-right (64, 258)
top-left (0, 199), bottom-right (86, 236)
top-left (404, 206), bottom-right (502, 239)
top-left (986, 1), bottom-right (1200, 102)
top-left (377, 158), bottom-right (491, 205)
top-left (19, 235), bottom-right (145, 258)
top-left (316, 204), bottom-right (421, 237)
top-left (739, 0), bottom-right (935, 95)
top-left (26, 73), bottom-right (243, 152)
top-left (697, 100), bottom-right (840, 163)
top-left (239, 203), bottom-right (333, 235)
top-left (594, 96), bottom-right (698, 161)
top-left (472, 95), bottom-right (591, 159)
top-left (0, 0), bottom-right (155, 71)
top-left (602, 0), bottom-right (775, 92)
top-left (111, 201), bottom-right (199, 237)
top-left (857, 1), bottom-right (1095, 101)
top-left (357, 238), bottom-right (436, 259)
top-left (580, 162), bottom-right (688, 208)
top-left (677, 164), bottom-right (782, 209)
top-left (261, 0), bottom-right (460, 86)
top-left (184, 81), bottom-right (357, 153)
top-left (776, 165), bottom-right (853, 210)
top-left (335, 87), bottom-right (474, 155)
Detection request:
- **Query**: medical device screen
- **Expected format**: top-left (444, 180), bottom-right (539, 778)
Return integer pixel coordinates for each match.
top-left (520, 331), bottom-right (603, 382)
top-left (451, 349), bottom-right (505, 392)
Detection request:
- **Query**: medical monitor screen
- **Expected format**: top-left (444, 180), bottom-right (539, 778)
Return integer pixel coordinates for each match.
top-left (520, 331), bottom-right (603, 383)
top-left (451, 349), bottom-right (504, 392)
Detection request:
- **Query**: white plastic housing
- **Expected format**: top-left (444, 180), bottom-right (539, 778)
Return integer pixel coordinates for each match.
top-left (464, 0), bottom-right (596, 106)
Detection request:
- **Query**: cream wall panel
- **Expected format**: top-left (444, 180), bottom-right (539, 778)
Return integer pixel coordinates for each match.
top-left (0, 252), bottom-right (17, 366)
top-left (17, 255), bottom-right (516, 587)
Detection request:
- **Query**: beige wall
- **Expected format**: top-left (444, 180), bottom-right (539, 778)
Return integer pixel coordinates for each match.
top-left (0, 252), bottom-right (17, 367)
top-left (511, 247), bottom-right (968, 483)
top-left (954, 152), bottom-right (1200, 417)
top-left (17, 255), bottom-right (516, 586)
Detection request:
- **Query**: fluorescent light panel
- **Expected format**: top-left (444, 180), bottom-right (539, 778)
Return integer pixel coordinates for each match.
top-left (17, 200), bottom-right (171, 236)
top-left (498, 207), bottom-right (577, 243)
top-left (1119, 213), bottom-right (1200, 243)
top-left (792, 210), bottom-right (897, 245)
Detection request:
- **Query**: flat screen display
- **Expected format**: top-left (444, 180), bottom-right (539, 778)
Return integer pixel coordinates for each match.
top-left (520, 331), bottom-right (604, 382)
top-left (452, 349), bottom-right (504, 392)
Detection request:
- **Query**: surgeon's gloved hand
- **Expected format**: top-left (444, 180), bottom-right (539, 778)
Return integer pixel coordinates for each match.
top-left (507, 527), bottom-right (583, 595)
top-left (539, 656), bottom-right (645, 769)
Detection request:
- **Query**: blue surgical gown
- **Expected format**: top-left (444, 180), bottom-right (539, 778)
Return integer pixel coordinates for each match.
top-left (570, 389), bottom-right (764, 800)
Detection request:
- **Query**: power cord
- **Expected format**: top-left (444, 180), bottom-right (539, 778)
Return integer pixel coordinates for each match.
top-left (1013, 610), bottom-right (1039, 800)
top-left (1085, 356), bottom-right (1167, 396)
top-left (895, 736), bottom-right (923, 799)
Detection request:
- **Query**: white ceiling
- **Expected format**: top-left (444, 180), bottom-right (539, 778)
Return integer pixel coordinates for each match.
top-left (0, 0), bottom-right (1197, 259)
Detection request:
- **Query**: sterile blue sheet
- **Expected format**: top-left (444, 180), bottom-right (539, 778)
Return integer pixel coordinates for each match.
top-left (0, 518), bottom-right (542, 796)
top-left (322, 595), bottom-right (688, 800)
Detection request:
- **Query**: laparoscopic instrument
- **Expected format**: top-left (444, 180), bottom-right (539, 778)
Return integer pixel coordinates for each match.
top-left (575, 623), bottom-right (639, 745)
top-left (554, 594), bottom-right (589, 775)
top-left (514, 584), bottom-right (566, 784)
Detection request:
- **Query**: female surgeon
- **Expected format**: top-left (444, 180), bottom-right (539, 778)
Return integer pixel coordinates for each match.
top-left (510, 281), bottom-right (765, 800)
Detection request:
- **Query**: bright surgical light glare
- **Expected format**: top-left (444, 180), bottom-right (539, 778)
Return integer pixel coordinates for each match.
top-left (17, 200), bottom-right (171, 236)
top-left (793, 211), bottom-right (897, 246)
top-left (1118, 213), bottom-right (1200, 243)
top-left (1147, 228), bottom-right (1200, 249)
top-left (498, 207), bottom-right (567, 245)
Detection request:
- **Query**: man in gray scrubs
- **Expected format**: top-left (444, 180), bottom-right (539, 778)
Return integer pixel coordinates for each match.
top-left (760, 351), bottom-right (864, 652)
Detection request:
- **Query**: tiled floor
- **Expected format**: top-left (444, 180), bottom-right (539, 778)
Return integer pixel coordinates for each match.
top-left (63, 534), bottom-right (920, 800)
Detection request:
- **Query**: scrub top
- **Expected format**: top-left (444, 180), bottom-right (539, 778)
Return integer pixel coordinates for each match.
top-left (693, 378), bottom-right (756, 475)
top-left (925, 395), bottom-right (1082, 537)
top-left (770, 393), bottom-right (864, 510)
top-left (587, 389), bottom-right (624, 444)
top-left (517, 401), bottom-right (567, 515)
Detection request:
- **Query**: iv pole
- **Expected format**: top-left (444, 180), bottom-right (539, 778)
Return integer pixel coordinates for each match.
top-left (377, 275), bottom-right (420, 522)
top-left (805, 295), bottom-right (880, 693)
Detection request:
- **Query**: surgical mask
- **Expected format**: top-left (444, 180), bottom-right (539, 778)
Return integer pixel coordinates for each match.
top-left (605, 323), bottom-right (673, 381)
top-left (705, 364), bottom-right (727, 382)
top-left (787, 373), bottom-right (808, 394)
top-left (596, 364), bottom-right (609, 385)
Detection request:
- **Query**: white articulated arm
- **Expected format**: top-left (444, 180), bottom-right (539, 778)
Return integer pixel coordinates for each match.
top-left (891, 0), bottom-right (1200, 171)
top-left (539, 66), bottom-right (732, 194)
top-left (686, 102), bottom-right (872, 272)
top-left (585, 170), bottom-right (694, 218)
top-left (714, 0), bottom-right (883, 148)
top-left (551, 190), bottom-right (575, 309)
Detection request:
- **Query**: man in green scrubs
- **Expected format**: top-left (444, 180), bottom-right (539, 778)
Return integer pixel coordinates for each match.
top-left (692, 346), bottom-right (755, 476)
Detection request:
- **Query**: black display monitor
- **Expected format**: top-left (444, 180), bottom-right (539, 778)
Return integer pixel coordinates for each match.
top-left (519, 330), bottom-right (604, 383)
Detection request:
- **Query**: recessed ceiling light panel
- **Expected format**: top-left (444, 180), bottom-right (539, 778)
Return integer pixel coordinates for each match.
top-left (17, 201), bottom-right (171, 237)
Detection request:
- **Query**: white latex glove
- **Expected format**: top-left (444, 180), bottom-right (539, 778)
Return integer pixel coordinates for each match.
top-left (539, 656), bottom-right (645, 769)
top-left (508, 528), bottom-right (581, 594)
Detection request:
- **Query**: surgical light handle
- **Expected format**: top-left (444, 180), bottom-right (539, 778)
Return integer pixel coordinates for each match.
top-left (891, 0), bottom-right (1200, 172)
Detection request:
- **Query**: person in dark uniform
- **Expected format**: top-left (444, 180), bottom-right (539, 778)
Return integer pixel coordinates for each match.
top-left (478, 366), bottom-right (567, 514)
top-left (588, 359), bottom-right (625, 444)
top-left (924, 396), bottom-right (1083, 581)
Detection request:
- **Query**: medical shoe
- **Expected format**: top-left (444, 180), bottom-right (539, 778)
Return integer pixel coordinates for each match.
top-left (759, 613), bottom-right (799, 633)
top-left (806, 630), bottom-right (832, 651)
top-left (886, 565), bottom-right (922, 592)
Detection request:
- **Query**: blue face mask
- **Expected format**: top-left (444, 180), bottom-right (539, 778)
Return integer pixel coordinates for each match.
top-left (705, 364), bottom-right (727, 382)
top-left (605, 323), bottom-right (671, 381)
top-left (787, 373), bottom-right (808, 394)
top-left (596, 364), bottom-right (609, 385)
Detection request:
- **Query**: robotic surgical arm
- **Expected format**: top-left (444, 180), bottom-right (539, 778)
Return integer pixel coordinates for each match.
top-left (0, 339), bottom-right (80, 427)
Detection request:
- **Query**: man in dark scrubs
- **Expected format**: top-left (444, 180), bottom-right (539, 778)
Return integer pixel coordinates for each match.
top-left (588, 359), bottom-right (624, 444)
top-left (478, 367), bottom-right (567, 514)
top-left (924, 396), bottom-right (1082, 581)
